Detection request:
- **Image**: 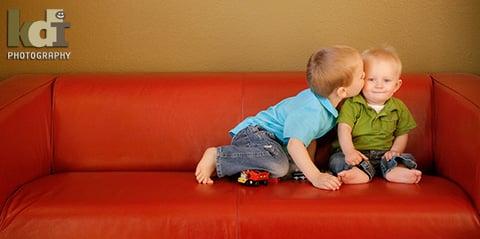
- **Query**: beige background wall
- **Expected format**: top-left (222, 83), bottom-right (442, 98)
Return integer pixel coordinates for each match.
top-left (1, 0), bottom-right (479, 80)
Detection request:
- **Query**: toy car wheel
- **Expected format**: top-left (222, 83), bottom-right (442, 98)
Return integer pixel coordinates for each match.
top-left (292, 172), bottom-right (306, 181)
top-left (261, 180), bottom-right (268, 185)
top-left (247, 180), bottom-right (254, 186)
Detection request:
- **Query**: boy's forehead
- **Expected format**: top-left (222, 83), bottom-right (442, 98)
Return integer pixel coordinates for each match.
top-left (365, 59), bottom-right (401, 77)
top-left (365, 58), bottom-right (399, 69)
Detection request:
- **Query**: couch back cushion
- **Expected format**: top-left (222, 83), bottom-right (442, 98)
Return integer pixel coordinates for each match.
top-left (53, 73), bottom-right (433, 172)
top-left (53, 74), bottom-right (244, 172)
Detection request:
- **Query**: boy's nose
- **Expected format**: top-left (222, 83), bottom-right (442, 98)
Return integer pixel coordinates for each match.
top-left (374, 81), bottom-right (383, 88)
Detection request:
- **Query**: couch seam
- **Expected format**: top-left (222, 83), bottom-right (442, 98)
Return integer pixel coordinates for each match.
top-left (50, 75), bottom-right (59, 175)
top-left (429, 75), bottom-right (437, 175)
top-left (430, 74), bottom-right (480, 110)
top-left (0, 77), bottom-right (55, 111)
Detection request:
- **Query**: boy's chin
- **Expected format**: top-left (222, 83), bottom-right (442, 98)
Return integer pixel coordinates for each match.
top-left (365, 96), bottom-right (388, 104)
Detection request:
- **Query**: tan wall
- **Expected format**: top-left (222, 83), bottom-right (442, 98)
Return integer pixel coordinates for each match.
top-left (1, 0), bottom-right (479, 80)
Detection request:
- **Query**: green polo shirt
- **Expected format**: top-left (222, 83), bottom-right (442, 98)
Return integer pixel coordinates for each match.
top-left (334, 94), bottom-right (416, 151)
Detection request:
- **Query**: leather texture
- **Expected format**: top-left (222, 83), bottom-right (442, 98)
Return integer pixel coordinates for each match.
top-left (237, 176), bottom-right (479, 238)
top-left (432, 73), bottom-right (480, 214)
top-left (0, 172), bottom-right (237, 239)
top-left (52, 73), bottom-right (434, 173)
top-left (0, 75), bottom-right (55, 211)
top-left (0, 173), bottom-right (479, 238)
top-left (53, 74), bottom-right (243, 172)
top-left (0, 73), bottom-right (479, 238)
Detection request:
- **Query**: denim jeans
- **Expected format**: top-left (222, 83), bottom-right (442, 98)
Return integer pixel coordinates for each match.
top-left (329, 150), bottom-right (417, 180)
top-left (216, 126), bottom-right (290, 178)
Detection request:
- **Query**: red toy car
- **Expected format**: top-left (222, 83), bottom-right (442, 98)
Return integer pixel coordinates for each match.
top-left (237, 170), bottom-right (278, 186)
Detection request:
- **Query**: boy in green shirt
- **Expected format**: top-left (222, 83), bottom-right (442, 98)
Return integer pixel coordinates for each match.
top-left (329, 46), bottom-right (422, 184)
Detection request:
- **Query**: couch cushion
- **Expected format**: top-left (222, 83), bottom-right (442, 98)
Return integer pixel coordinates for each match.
top-left (53, 73), bottom-right (433, 173)
top-left (2, 174), bottom-right (478, 238)
top-left (0, 172), bottom-right (237, 239)
top-left (241, 73), bottom-right (308, 117)
top-left (53, 73), bottom-right (243, 172)
top-left (237, 176), bottom-right (480, 238)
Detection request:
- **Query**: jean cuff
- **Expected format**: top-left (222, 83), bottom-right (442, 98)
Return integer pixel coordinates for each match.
top-left (381, 158), bottom-right (398, 177)
top-left (394, 155), bottom-right (417, 169)
top-left (357, 160), bottom-right (375, 180)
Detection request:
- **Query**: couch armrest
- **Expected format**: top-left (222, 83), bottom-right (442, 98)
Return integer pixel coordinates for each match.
top-left (432, 73), bottom-right (480, 213)
top-left (0, 75), bottom-right (55, 211)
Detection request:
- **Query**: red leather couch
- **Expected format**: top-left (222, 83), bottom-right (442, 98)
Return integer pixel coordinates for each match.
top-left (0, 73), bottom-right (479, 239)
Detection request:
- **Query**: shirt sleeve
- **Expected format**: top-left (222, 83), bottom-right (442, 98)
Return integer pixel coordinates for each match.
top-left (337, 99), bottom-right (359, 128)
top-left (283, 107), bottom-right (321, 146)
top-left (394, 100), bottom-right (417, 136)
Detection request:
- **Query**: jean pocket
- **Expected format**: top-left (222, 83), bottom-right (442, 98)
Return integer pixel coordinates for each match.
top-left (262, 143), bottom-right (287, 160)
top-left (262, 144), bottom-right (278, 156)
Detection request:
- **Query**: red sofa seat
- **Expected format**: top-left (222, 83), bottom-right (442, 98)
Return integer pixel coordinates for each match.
top-left (1, 73), bottom-right (479, 238)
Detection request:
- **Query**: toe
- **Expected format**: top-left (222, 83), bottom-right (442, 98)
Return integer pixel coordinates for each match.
top-left (415, 175), bottom-right (422, 183)
top-left (196, 175), bottom-right (203, 184)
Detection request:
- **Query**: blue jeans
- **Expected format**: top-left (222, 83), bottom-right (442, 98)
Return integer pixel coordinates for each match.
top-left (216, 126), bottom-right (290, 178)
top-left (329, 150), bottom-right (417, 180)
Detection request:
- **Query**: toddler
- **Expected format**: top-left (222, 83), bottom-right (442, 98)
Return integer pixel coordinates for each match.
top-left (329, 46), bottom-right (422, 184)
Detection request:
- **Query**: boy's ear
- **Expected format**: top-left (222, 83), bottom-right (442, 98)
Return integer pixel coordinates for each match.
top-left (336, 86), bottom-right (348, 99)
top-left (394, 78), bottom-right (403, 92)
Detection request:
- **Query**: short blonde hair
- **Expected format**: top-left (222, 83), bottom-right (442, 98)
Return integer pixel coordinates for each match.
top-left (362, 46), bottom-right (402, 77)
top-left (306, 45), bottom-right (361, 97)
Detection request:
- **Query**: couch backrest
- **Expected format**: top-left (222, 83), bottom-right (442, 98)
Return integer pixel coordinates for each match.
top-left (53, 73), bottom-right (433, 173)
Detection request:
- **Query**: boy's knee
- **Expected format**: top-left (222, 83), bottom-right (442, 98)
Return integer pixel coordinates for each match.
top-left (270, 159), bottom-right (290, 178)
top-left (329, 152), bottom-right (346, 173)
top-left (206, 147), bottom-right (217, 154)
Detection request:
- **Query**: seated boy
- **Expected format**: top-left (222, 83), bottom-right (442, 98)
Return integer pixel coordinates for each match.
top-left (329, 46), bottom-right (422, 184)
top-left (195, 45), bottom-right (365, 190)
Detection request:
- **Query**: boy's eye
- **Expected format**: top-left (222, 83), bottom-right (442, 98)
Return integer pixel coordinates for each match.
top-left (384, 79), bottom-right (392, 82)
top-left (367, 78), bottom-right (374, 81)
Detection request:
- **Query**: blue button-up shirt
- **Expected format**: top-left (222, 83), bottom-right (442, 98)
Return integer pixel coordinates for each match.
top-left (229, 89), bottom-right (338, 146)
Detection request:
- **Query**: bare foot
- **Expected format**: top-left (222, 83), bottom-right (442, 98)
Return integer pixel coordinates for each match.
top-left (385, 167), bottom-right (422, 184)
top-left (195, 147), bottom-right (218, 184)
top-left (337, 167), bottom-right (370, 184)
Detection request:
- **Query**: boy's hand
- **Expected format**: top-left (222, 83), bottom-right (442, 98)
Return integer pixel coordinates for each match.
top-left (286, 138), bottom-right (341, 191)
top-left (345, 150), bottom-right (368, 165)
top-left (384, 150), bottom-right (400, 161)
top-left (311, 173), bottom-right (342, 191)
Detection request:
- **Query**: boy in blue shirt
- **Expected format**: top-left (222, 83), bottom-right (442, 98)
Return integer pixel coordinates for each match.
top-left (195, 46), bottom-right (365, 190)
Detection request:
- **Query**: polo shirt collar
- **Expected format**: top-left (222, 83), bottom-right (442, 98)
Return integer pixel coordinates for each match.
top-left (312, 90), bottom-right (338, 117)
